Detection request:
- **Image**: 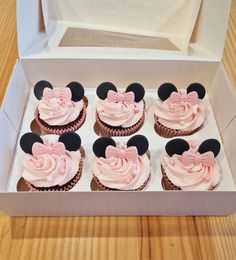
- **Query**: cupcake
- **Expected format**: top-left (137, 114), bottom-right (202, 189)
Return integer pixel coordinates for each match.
top-left (19, 132), bottom-right (83, 191)
top-left (154, 83), bottom-right (206, 138)
top-left (95, 82), bottom-right (145, 136)
top-left (34, 80), bottom-right (86, 135)
top-left (161, 138), bottom-right (221, 191)
top-left (92, 135), bottom-right (150, 190)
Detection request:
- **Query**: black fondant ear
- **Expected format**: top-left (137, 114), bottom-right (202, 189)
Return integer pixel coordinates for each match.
top-left (34, 80), bottom-right (53, 100)
top-left (66, 82), bottom-right (84, 102)
top-left (126, 83), bottom-right (145, 102)
top-left (127, 135), bottom-right (149, 155)
top-left (187, 83), bottom-right (206, 99)
top-left (165, 138), bottom-right (190, 157)
top-left (198, 139), bottom-right (221, 157)
top-left (157, 83), bottom-right (178, 101)
top-left (96, 82), bottom-right (117, 100)
top-left (20, 133), bottom-right (43, 154)
top-left (58, 132), bottom-right (81, 151)
top-left (93, 137), bottom-right (116, 158)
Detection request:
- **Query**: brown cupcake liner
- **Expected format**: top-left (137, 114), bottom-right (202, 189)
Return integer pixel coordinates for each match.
top-left (161, 165), bottom-right (181, 190)
top-left (92, 172), bottom-right (150, 191)
top-left (154, 115), bottom-right (202, 138)
top-left (161, 165), bottom-right (216, 191)
top-left (96, 112), bottom-right (145, 136)
top-left (35, 103), bottom-right (86, 135)
top-left (25, 160), bottom-right (83, 192)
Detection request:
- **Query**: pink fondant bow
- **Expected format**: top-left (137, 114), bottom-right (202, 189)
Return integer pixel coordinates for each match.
top-left (169, 91), bottom-right (198, 105)
top-left (107, 90), bottom-right (135, 104)
top-left (181, 151), bottom-right (215, 167)
top-left (43, 88), bottom-right (72, 100)
top-left (105, 145), bottom-right (138, 162)
top-left (32, 142), bottom-right (66, 157)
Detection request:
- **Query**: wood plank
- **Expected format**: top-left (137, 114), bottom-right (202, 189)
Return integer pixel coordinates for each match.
top-left (0, 0), bottom-right (17, 104)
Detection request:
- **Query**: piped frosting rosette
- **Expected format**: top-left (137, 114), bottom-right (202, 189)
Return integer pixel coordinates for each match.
top-left (92, 135), bottom-right (150, 190)
top-left (20, 132), bottom-right (83, 191)
top-left (34, 80), bottom-right (86, 134)
top-left (161, 138), bottom-right (222, 191)
top-left (154, 83), bottom-right (207, 137)
top-left (95, 82), bottom-right (145, 136)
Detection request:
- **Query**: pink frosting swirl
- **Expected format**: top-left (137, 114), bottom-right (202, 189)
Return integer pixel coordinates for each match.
top-left (96, 90), bottom-right (144, 128)
top-left (92, 146), bottom-right (150, 190)
top-left (38, 96), bottom-right (84, 126)
top-left (22, 135), bottom-right (81, 187)
top-left (161, 141), bottom-right (221, 191)
top-left (154, 90), bottom-right (206, 130)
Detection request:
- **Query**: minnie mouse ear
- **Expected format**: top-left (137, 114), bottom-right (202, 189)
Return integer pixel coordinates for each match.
top-left (126, 83), bottom-right (145, 102)
top-left (93, 137), bottom-right (116, 158)
top-left (187, 83), bottom-right (206, 99)
top-left (157, 83), bottom-right (178, 101)
top-left (127, 135), bottom-right (149, 155)
top-left (165, 138), bottom-right (190, 157)
top-left (198, 139), bottom-right (221, 157)
top-left (34, 80), bottom-right (53, 100)
top-left (20, 133), bottom-right (43, 154)
top-left (66, 82), bottom-right (84, 102)
top-left (58, 132), bottom-right (81, 151)
top-left (96, 82), bottom-right (117, 100)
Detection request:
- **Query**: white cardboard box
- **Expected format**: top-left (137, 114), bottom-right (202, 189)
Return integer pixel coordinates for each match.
top-left (0, 0), bottom-right (236, 216)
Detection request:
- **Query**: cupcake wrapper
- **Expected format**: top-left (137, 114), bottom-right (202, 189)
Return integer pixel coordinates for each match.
top-left (161, 165), bottom-right (216, 191)
top-left (35, 103), bottom-right (86, 135)
top-left (25, 161), bottom-right (83, 192)
top-left (154, 115), bottom-right (202, 138)
top-left (92, 173), bottom-right (150, 191)
top-left (161, 165), bottom-right (181, 190)
top-left (96, 112), bottom-right (145, 136)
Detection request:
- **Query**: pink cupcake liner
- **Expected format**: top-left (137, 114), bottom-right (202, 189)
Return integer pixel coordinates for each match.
top-left (35, 103), bottom-right (86, 135)
top-left (96, 112), bottom-right (145, 136)
top-left (154, 115), bottom-right (202, 138)
top-left (161, 165), bottom-right (216, 191)
top-left (92, 172), bottom-right (150, 191)
top-left (25, 160), bottom-right (83, 192)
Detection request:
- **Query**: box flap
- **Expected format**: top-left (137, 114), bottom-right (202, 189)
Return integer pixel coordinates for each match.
top-left (17, 0), bottom-right (231, 60)
top-left (16, 0), bottom-right (48, 57)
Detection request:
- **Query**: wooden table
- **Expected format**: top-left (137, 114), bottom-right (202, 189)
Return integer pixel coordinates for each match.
top-left (0, 1), bottom-right (236, 259)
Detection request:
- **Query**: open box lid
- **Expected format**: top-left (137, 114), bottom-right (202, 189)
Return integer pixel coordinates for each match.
top-left (17, 0), bottom-right (231, 61)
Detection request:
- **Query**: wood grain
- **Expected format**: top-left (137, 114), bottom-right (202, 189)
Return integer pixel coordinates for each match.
top-left (223, 0), bottom-right (236, 93)
top-left (0, 0), bottom-right (17, 104)
top-left (0, 1), bottom-right (236, 259)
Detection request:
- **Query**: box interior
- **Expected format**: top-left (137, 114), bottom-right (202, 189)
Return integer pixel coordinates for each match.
top-left (17, 0), bottom-right (231, 60)
top-left (43, 0), bottom-right (202, 51)
top-left (1, 59), bottom-right (236, 194)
